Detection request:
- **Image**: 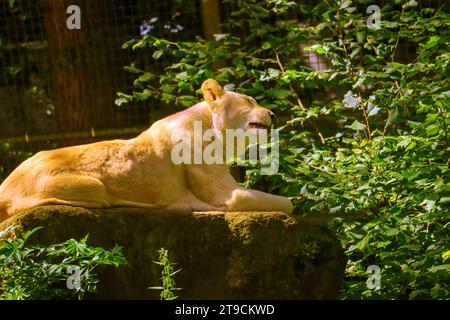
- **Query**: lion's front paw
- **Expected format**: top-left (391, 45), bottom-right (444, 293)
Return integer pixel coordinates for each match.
top-left (226, 189), bottom-right (293, 214)
top-left (268, 195), bottom-right (293, 214)
top-left (280, 197), bottom-right (294, 214)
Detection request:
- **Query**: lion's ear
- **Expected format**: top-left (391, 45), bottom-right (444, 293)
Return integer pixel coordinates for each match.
top-left (201, 79), bottom-right (224, 105)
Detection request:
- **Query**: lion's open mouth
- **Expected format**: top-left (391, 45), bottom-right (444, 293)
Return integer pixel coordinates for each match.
top-left (248, 122), bottom-right (269, 129)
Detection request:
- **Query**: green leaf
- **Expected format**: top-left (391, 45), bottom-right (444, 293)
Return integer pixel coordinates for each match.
top-left (262, 42), bottom-right (271, 50)
top-left (428, 264), bottom-right (450, 273)
top-left (303, 44), bottom-right (328, 55)
top-left (343, 91), bottom-right (359, 109)
top-left (177, 95), bottom-right (196, 107)
top-left (152, 50), bottom-right (164, 60)
top-left (175, 72), bottom-right (189, 81)
top-left (213, 34), bottom-right (227, 41)
top-left (115, 92), bottom-right (132, 106)
top-left (134, 91), bottom-right (151, 101)
top-left (340, 0), bottom-right (352, 9)
top-left (22, 227), bottom-right (43, 243)
top-left (442, 251), bottom-right (450, 262)
top-left (384, 108), bottom-right (398, 131)
top-left (385, 228), bottom-right (400, 237)
top-left (348, 120), bottom-right (366, 131)
top-left (367, 102), bottom-right (380, 117)
top-left (123, 65), bottom-right (143, 74)
top-left (223, 83), bottom-right (236, 91)
top-left (405, 0), bottom-right (418, 7)
top-left (423, 36), bottom-right (440, 50)
top-left (377, 241), bottom-right (391, 248)
top-left (439, 197), bottom-right (450, 204)
top-left (122, 39), bottom-right (138, 49)
top-left (138, 72), bottom-right (154, 82)
top-left (268, 88), bottom-right (291, 99)
top-left (398, 138), bottom-right (411, 149)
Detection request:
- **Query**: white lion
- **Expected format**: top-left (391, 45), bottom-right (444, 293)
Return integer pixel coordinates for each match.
top-left (0, 79), bottom-right (293, 222)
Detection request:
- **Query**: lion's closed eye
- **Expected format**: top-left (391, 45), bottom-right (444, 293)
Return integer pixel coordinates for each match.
top-left (242, 96), bottom-right (257, 106)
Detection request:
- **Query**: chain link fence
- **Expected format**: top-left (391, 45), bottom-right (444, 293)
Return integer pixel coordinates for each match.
top-left (0, 0), bottom-right (206, 180)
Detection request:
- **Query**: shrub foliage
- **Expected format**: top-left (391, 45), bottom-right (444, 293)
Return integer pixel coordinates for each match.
top-left (0, 226), bottom-right (127, 300)
top-left (118, 0), bottom-right (449, 299)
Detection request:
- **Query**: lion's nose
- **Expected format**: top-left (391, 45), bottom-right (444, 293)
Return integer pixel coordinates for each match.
top-left (268, 110), bottom-right (276, 120)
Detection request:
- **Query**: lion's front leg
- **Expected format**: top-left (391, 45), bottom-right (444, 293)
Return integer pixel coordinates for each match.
top-left (226, 188), bottom-right (293, 214)
top-left (185, 164), bottom-right (293, 214)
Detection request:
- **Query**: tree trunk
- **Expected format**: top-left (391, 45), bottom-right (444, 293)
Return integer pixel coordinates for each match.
top-left (39, 0), bottom-right (121, 132)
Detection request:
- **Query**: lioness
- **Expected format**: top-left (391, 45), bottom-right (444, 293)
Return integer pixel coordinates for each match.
top-left (0, 79), bottom-right (293, 222)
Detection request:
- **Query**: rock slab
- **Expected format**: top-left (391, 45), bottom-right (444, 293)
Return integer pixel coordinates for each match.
top-left (0, 205), bottom-right (346, 299)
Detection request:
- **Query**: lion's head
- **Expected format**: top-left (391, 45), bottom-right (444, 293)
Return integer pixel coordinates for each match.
top-left (201, 79), bottom-right (275, 133)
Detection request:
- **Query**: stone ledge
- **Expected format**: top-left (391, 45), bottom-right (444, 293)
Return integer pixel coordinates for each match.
top-left (0, 205), bottom-right (346, 299)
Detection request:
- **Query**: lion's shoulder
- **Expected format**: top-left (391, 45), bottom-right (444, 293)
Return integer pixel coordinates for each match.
top-left (148, 102), bottom-right (211, 134)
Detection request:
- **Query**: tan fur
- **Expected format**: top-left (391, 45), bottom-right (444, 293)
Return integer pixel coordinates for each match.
top-left (0, 79), bottom-right (293, 222)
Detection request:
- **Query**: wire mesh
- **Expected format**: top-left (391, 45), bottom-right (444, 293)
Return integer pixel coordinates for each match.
top-left (1, 0), bottom-right (203, 134)
top-left (0, 0), bottom-right (203, 181)
top-left (0, 0), bottom-right (204, 180)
